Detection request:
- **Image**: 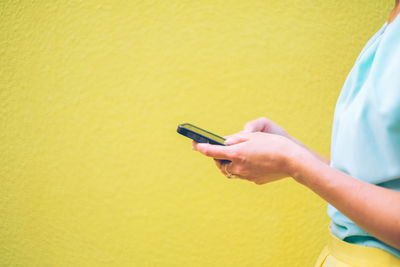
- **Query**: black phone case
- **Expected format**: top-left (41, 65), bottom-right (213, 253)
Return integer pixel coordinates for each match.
top-left (177, 123), bottom-right (226, 146)
top-left (177, 123), bottom-right (231, 164)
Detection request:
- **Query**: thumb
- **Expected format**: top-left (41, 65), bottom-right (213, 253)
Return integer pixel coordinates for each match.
top-left (224, 133), bottom-right (250, 145)
top-left (243, 124), bottom-right (261, 133)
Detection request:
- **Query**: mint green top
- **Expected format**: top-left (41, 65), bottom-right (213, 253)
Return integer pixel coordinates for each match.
top-left (329, 16), bottom-right (400, 258)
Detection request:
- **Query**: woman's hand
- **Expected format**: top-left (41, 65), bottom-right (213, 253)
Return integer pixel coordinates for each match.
top-left (192, 132), bottom-right (305, 185)
top-left (230, 117), bottom-right (329, 164)
top-left (207, 117), bottom-right (299, 184)
top-left (192, 117), bottom-right (328, 184)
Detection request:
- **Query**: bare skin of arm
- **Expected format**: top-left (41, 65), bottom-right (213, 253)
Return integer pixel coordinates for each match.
top-left (291, 150), bottom-right (400, 250)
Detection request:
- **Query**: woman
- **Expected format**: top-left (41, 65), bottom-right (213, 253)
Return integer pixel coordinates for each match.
top-left (192, 2), bottom-right (400, 266)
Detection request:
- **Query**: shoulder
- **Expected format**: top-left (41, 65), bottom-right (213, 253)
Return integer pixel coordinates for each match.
top-left (365, 19), bottom-right (400, 126)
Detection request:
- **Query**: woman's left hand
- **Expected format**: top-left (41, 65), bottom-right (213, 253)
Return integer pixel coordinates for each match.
top-left (192, 132), bottom-right (303, 185)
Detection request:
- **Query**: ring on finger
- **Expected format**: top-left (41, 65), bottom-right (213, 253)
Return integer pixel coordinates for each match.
top-left (224, 163), bottom-right (236, 178)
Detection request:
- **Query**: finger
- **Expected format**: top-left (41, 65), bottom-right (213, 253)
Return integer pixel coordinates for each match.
top-left (214, 159), bottom-right (226, 175)
top-left (193, 143), bottom-right (233, 160)
top-left (222, 131), bottom-right (245, 143)
top-left (215, 159), bottom-right (239, 178)
top-left (224, 125), bottom-right (260, 139)
top-left (224, 136), bottom-right (248, 146)
top-left (243, 117), bottom-right (268, 133)
top-left (224, 132), bottom-right (251, 145)
top-left (222, 161), bottom-right (239, 179)
top-left (223, 134), bottom-right (235, 140)
top-left (223, 131), bottom-right (245, 141)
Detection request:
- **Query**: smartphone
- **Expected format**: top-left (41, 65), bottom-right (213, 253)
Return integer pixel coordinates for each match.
top-left (177, 123), bottom-right (226, 145)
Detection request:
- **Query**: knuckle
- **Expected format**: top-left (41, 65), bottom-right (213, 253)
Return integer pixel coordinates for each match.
top-left (233, 151), bottom-right (245, 162)
top-left (256, 117), bottom-right (265, 123)
top-left (244, 121), bottom-right (253, 128)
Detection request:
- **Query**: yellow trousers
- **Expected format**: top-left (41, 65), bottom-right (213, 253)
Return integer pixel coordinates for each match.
top-left (315, 233), bottom-right (400, 267)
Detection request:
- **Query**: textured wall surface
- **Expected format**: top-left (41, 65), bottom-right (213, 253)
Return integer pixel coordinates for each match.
top-left (0, 1), bottom-right (392, 266)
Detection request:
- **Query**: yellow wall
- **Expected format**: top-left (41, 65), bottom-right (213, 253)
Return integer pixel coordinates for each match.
top-left (0, 1), bottom-right (392, 266)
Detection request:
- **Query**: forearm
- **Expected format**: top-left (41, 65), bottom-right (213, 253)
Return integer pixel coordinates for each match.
top-left (289, 149), bottom-right (400, 250)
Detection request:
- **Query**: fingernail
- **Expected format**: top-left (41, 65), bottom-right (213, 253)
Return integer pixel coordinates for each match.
top-left (224, 138), bottom-right (233, 145)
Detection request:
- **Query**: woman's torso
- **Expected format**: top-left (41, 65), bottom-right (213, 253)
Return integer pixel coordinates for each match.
top-left (329, 15), bottom-right (400, 258)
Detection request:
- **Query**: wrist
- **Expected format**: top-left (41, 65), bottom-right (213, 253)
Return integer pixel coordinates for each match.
top-left (284, 145), bottom-right (316, 185)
